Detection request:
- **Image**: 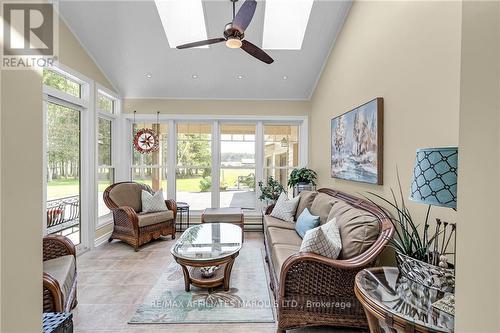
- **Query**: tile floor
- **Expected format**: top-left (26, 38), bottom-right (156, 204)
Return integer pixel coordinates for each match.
top-left (74, 232), bottom-right (364, 333)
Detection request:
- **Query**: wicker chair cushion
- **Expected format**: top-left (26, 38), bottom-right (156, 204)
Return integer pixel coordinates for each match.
top-left (310, 193), bottom-right (339, 225)
top-left (295, 190), bottom-right (318, 219)
top-left (263, 215), bottom-right (296, 230)
top-left (108, 183), bottom-right (143, 212)
top-left (267, 227), bottom-right (303, 247)
top-left (328, 200), bottom-right (380, 259)
top-left (43, 255), bottom-right (75, 301)
top-left (137, 210), bottom-right (174, 227)
top-left (271, 244), bottom-right (299, 280)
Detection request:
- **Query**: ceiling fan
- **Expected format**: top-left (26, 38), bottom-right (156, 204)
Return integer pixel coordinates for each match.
top-left (176, 0), bottom-right (274, 64)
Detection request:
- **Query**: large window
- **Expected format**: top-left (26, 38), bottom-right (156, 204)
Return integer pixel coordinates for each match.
top-left (97, 91), bottom-right (118, 220)
top-left (264, 124), bottom-right (300, 187)
top-left (131, 123), bottom-right (168, 196)
top-left (220, 124), bottom-right (256, 209)
top-left (128, 119), bottom-right (305, 213)
top-left (176, 122), bottom-right (212, 210)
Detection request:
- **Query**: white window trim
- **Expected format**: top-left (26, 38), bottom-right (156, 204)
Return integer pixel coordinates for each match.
top-left (126, 114), bottom-right (308, 215)
top-left (96, 83), bottom-right (121, 228)
top-left (43, 63), bottom-right (94, 254)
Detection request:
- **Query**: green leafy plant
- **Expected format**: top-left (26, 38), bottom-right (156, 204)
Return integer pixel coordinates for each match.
top-left (364, 173), bottom-right (439, 262)
top-left (287, 168), bottom-right (317, 188)
top-left (258, 176), bottom-right (285, 202)
top-left (199, 176), bottom-right (211, 192)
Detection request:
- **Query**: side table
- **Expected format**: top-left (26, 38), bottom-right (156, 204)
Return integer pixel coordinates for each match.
top-left (43, 312), bottom-right (73, 333)
top-left (176, 202), bottom-right (190, 231)
top-left (354, 267), bottom-right (454, 333)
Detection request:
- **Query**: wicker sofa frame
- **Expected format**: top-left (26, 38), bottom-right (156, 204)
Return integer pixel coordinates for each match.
top-left (103, 182), bottom-right (177, 251)
top-left (264, 188), bottom-right (394, 333)
top-left (43, 235), bottom-right (78, 313)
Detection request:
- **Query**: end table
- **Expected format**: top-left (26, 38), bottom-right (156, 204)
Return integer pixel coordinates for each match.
top-left (176, 202), bottom-right (190, 231)
top-left (354, 267), bottom-right (454, 333)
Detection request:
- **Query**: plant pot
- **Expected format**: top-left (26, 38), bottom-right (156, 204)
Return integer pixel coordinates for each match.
top-left (395, 252), bottom-right (455, 293)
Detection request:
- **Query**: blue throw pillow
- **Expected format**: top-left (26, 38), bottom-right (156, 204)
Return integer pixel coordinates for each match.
top-left (295, 208), bottom-right (320, 238)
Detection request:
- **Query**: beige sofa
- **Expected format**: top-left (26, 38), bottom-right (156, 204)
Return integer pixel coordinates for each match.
top-left (264, 188), bottom-right (394, 333)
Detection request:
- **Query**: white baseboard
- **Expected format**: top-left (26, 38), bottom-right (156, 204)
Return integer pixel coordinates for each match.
top-left (94, 230), bottom-right (113, 248)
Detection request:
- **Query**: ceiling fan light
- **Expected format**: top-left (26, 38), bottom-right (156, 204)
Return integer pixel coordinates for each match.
top-left (226, 37), bottom-right (242, 49)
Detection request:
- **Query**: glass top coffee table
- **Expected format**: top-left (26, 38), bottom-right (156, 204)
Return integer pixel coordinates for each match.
top-left (355, 267), bottom-right (454, 332)
top-left (171, 223), bottom-right (242, 292)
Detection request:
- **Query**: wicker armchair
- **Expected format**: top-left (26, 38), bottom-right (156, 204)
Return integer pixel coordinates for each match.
top-left (264, 188), bottom-right (394, 333)
top-left (43, 235), bottom-right (77, 313)
top-left (103, 182), bottom-right (176, 251)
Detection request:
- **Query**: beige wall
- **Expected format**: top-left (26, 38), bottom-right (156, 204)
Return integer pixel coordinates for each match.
top-left (309, 1), bottom-right (461, 250)
top-left (58, 18), bottom-right (115, 91)
top-left (1, 69), bottom-right (44, 332)
top-left (124, 99), bottom-right (310, 116)
top-left (455, 1), bottom-right (500, 331)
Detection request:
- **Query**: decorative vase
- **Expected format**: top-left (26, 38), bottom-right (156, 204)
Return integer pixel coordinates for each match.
top-left (395, 252), bottom-right (455, 293)
top-left (293, 182), bottom-right (316, 197)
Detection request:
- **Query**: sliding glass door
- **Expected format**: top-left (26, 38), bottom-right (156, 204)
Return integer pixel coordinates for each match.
top-left (46, 101), bottom-right (82, 245)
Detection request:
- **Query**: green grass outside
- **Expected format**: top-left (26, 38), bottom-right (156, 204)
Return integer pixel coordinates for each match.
top-left (47, 169), bottom-right (255, 200)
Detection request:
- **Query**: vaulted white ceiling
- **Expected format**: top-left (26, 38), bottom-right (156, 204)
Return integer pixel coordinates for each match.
top-left (58, 0), bottom-right (351, 100)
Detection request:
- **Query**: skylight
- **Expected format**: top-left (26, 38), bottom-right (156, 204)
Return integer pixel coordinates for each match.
top-left (262, 0), bottom-right (314, 50)
top-left (154, 0), bottom-right (208, 48)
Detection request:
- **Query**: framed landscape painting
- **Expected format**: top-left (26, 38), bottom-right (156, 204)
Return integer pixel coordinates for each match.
top-left (331, 98), bottom-right (383, 185)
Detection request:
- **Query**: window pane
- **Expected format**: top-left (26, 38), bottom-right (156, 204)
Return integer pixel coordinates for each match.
top-left (46, 102), bottom-right (81, 245)
top-left (131, 167), bottom-right (168, 194)
top-left (98, 167), bottom-right (114, 217)
top-left (220, 169), bottom-right (255, 209)
top-left (220, 123), bottom-right (255, 167)
top-left (264, 124), bottom-right (299, 168)
top-left (177, 122), bottom-right (212, 168)
top-left (98, 118), bottom-right (112, 166)
top-left (176, 168), bottom-right (211, 210)
top-left (264, 168), bottom-right (292, 191)
top-left (43, 69), bottom-right (81, 98)
top-left (132, 123), bottom-right (168, 166)
top-left (98, 93), bottom-right (114, 114)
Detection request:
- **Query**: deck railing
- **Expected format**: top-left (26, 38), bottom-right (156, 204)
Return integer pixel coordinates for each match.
top-left (46, 195), bottom-right (80, 234)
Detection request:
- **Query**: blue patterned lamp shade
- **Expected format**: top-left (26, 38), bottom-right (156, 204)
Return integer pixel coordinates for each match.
top-left (410, 147), bottom-right (458, 209)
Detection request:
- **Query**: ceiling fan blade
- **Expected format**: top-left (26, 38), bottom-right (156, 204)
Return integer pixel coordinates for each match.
top-left (241, 40), bottom-right (274, 64)
top-left (176, 38), bottom-right (225, 49)
top-left (232, 0), bottom-right (257, 32)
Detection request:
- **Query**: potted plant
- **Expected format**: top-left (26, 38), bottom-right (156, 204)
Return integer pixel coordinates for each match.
top-left (365, 175), bottom-right (456, 293)
top-left (258, 176), bottom-right (285, 205)
top-left (287, 168), bottom-right (317, 196)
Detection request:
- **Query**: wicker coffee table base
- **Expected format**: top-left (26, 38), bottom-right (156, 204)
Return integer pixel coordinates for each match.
top-left (174, 252), bottom-right (239, 292)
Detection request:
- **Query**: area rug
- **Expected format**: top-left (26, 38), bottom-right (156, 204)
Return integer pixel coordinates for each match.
top-left (129, 247), bottom-right (275, 324)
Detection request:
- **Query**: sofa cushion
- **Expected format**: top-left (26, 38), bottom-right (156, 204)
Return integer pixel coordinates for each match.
top-left (263, 215), bottom-right (296, 231)
top-left (295, 208), bottom-right (320, 238)
top-left (270, 193), bottom-right (300, 222)
top-left (267, 227), bottom-right (302, 247)
top-left (109, 183), bottom-right (142, 212)
top-left (328, 200), bottom-right (380, 259)
top-left (141, 190), bottom-right (168, 213)
top-left (295, 190), bottom-right (318, 219)
top-left (43, 255), bottom-right (76, 301)
top-left (271, 244), bottom-right (299, 280)
top-left (310, 193), bottom-right (338, 225)
top-left (299, 219), bottom-right (342, 259)
top-left (138, 210), bottom-right (174, 227)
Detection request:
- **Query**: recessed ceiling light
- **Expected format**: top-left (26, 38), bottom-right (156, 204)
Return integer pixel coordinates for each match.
top-left (263, 0), bottom-right (314, 50)
top-left (145, 73), bottom-right (152, 78)
top-left (192, 74), bottom-right (199, 79)
top-left (154, 0), bottom-right (208, 48)
top-left (282, 75), bottom-right (288, 80)
top-left (236, 75), bottom-right (244, 79)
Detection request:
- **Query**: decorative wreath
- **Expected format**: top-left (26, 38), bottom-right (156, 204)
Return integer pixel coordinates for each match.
top-left (133, 128), bottom-right (159, 154)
